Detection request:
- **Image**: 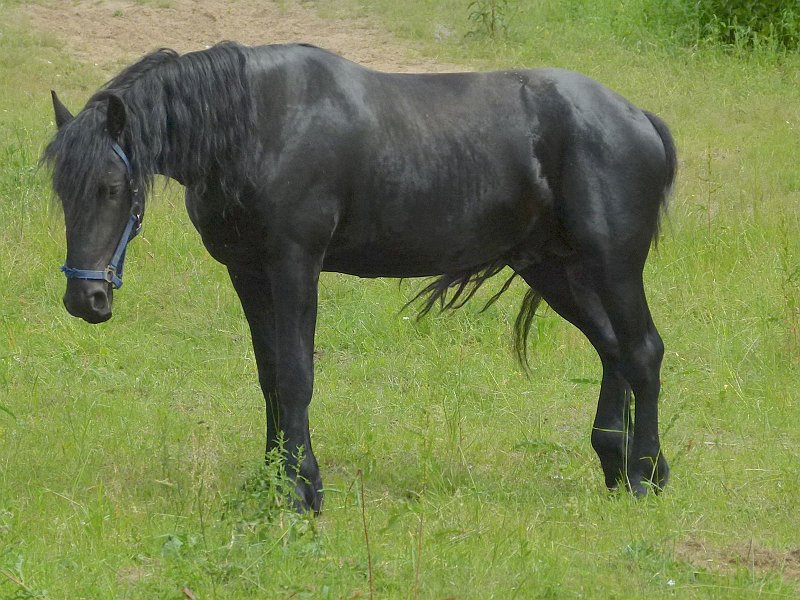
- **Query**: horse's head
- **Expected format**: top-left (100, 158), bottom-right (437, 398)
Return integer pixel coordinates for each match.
top-left (47, 91), bottom-right (143, 324)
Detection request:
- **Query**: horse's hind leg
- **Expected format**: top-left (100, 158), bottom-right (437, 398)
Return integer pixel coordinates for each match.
top-left (518, 252), bottom-right (668, 494)
top-left (516, 260), bottom-right (636, 490)
top-left (594, 269), bottom-right (668, 494)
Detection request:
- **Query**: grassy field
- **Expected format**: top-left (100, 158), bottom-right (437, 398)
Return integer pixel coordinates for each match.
top-left (1, 0), bottom-right (799, 597)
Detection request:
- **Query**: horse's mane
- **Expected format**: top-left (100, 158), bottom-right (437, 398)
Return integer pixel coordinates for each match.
top-left (92, 48), bottom-right (181, 97)
top-left (42, 42), bottom-right (259, 217)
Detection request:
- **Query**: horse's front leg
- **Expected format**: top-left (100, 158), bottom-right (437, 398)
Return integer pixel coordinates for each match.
top-left (228, 251), bottom-right (323, 513)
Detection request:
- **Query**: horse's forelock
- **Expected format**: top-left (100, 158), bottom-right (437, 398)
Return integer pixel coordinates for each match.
top-left (42, 107), bottom-right (112, 217)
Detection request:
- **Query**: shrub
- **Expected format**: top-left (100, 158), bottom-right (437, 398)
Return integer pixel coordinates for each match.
top-left (660, 0), bottom-right (800, 52)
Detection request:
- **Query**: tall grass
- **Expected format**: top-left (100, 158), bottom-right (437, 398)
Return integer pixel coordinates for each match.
top-left (1, 1), bottom-right (799, 597)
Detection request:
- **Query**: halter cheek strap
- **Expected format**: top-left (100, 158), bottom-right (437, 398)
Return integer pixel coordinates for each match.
top-left (60, 142), bottom-right (143, 289)
top-left (111, 141), bottom-right (131, 174)
top-left (60, 213), bottom-right (141, 288)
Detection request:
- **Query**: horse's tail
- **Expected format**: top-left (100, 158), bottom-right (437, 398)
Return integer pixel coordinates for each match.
top-left (643, 110), bottom-right (678, 245)
top-left (409, 257), bottom-right (543, 371)
top-left (408, 258), bottom-right (509, 318)
top-left (513, 287), bottom-right (543, 371)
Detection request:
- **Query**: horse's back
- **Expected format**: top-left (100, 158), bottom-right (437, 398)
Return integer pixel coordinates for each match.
top-left (242, 45), bottom-right (671, 275)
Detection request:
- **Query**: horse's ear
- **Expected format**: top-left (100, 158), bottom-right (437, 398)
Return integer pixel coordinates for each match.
top-left (106, 94), bottom-right (127, 141)
top-left (51, 90), bottom-right (74, 129)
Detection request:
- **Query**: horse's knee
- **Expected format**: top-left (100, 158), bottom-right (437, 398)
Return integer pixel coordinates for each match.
top-left (591, 425), bottom-right (627, 453)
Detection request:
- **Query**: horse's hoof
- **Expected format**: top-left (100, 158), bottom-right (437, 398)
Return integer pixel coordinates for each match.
top-left (627, 454), bottom-right (669, 496)
top-left (291, 477), bottom-right (323, 514)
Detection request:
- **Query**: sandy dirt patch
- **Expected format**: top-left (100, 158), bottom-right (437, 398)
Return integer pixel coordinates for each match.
top-left (677, 538), bottom-right (800, 582)
top-left (19, 0), bottom-right (460, 74)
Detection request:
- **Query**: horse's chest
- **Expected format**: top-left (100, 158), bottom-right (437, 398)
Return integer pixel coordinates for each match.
top-left (185, 191), bottom-right (263, 267)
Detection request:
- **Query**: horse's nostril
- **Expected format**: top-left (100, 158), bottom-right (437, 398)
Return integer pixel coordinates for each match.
top-left (88, 290), bottom-right (108, 313)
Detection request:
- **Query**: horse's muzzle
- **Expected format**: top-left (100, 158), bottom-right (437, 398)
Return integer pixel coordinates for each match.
top-left (63, 279), bottom-right (113, 323)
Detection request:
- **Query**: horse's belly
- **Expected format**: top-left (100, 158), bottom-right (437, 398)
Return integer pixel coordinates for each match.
top-left (322, 244), bottom-right (461, 278)
top-left (323, 204), bottom-right (534, 278)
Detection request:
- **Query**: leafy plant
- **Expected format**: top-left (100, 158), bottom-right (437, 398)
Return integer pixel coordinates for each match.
top-left (222, 447), bottom-right (305, 529)
top-left (467, 0), bottom-right (510, 38)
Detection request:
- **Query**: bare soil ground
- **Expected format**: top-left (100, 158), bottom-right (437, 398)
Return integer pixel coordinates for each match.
top-left (19, 0), bottom-right (458, 74)
top-left (677, 539), bottom-right (800, 581)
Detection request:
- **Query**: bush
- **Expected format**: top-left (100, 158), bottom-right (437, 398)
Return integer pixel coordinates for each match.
top-left (660, 0), bottom-right (800, 52)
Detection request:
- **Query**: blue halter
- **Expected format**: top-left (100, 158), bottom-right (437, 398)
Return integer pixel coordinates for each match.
top-left (60, 142), bottom-right (143, 289)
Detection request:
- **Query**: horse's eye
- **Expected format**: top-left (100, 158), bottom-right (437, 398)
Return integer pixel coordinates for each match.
top-left (108, 184), bottom-right (121, 198)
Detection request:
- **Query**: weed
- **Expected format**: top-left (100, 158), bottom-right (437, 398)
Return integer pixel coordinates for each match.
top-left (0, 404), bottom-right (16, 421)
top-left (466, 0), bottom-right (510, 38)
top-left (778, 214), bottom-right (800, 357)
top-left (222, 449), bottom-right (302, 529)
top-left (357, 470), bottom-right (374, 600)
top-left (0, 553), bottom-right (48, 599)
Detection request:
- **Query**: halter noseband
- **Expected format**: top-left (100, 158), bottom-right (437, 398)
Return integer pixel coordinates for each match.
top-left (60, 142), bottom-right (143, 289)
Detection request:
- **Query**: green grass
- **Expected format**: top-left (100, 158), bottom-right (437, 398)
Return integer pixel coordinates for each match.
top-left (1, 0), bottom-right (799, 597)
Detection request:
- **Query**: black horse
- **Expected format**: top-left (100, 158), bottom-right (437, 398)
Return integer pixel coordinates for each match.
top-left (44, 42), bottom-right (676, 512)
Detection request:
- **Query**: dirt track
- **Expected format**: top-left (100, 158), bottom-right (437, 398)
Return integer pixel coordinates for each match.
top-left (19, 0), bottom-right (457, 73)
